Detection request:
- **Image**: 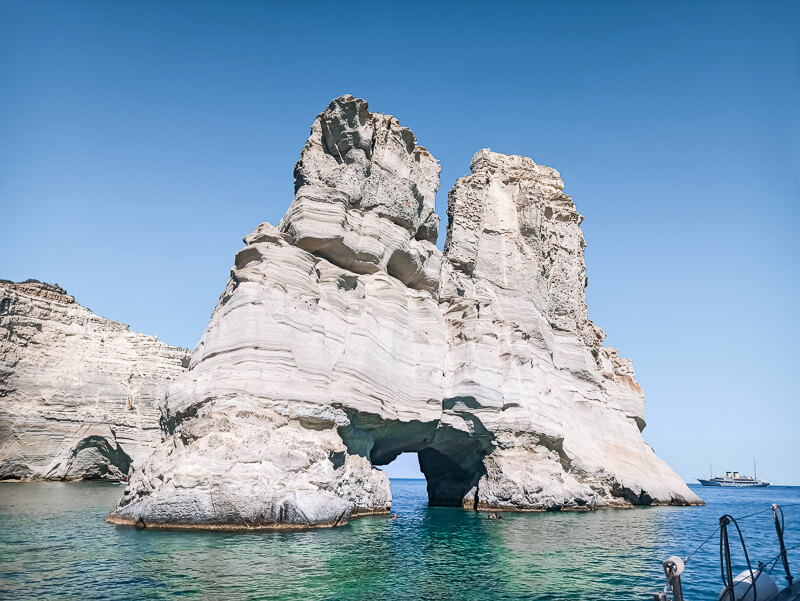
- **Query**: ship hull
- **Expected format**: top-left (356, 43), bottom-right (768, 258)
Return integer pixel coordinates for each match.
top-left (697, 478), bottom-right (771, 487)
top-left (717, 481), bottom-right (771, 488)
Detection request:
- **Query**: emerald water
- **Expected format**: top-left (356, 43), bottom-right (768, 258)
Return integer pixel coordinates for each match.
top-left (1, 480), bottom-right (798, 600)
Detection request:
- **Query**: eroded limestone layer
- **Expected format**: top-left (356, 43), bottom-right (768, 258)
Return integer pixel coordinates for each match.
top-left (109, 95), bottom-right (701, 530)
top-left (0, 280), bottom-right (189, 480)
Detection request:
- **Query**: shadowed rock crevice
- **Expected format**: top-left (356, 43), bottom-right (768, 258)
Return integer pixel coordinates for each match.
top-left (0, 461), bottom-right (34, 480)
top-left (64, 434), bottom-right (133, 481)
top-left (418, 447), bottom-right (486, 508)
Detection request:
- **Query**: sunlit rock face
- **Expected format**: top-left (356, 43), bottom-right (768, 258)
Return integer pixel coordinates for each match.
top-left (440, 150), bottom-right (686, 509)
top-left (109, 96), bottom-right (701, 530)
top-left (0, 280), bottom-right (189, 481)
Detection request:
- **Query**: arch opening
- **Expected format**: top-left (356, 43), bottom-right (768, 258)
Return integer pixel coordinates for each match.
top-left (340, 417), bottom-right (490, 510)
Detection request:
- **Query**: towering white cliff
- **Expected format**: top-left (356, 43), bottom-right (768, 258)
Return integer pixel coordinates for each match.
top-left (0, 280), bottom-right (189, 480)
top-left (109, 96), bottom-right (701, 529)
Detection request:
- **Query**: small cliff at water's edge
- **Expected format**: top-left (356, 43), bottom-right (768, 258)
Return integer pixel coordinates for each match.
top-left (107, 95), bottom-right (702, 529)
top-left (0, 280), bottom-right (189, 480)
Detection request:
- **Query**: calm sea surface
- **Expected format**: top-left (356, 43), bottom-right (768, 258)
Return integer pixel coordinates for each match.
top-left (1, 480), bottom-right (798, 600)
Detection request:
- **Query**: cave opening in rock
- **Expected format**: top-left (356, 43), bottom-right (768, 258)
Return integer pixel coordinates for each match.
top-left (379, 449), bottom-right (486, 509)
top-left (344, 419), bottom-right (489, 510)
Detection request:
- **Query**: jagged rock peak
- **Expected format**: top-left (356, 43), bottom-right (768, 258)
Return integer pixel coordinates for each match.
top-left (0, 280), bottom-right (189, 481)
top-left (444, 147), bottom-right (602, 357)
top-left (0, 279), bottom-right (75, 304)
top-left (279, 94), bottom-right (442, 293)
top-left (469, 148), bottom-right (566, 191)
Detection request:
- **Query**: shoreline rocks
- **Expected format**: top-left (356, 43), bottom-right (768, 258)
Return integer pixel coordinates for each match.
top-left (108, 95), bottom-right (702, 530)
top-left (0, 279), bottom-right (189, 481)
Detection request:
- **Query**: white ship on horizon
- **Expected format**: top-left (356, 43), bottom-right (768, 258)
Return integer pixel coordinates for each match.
top-left (697, 461), bottom-right (772, 487)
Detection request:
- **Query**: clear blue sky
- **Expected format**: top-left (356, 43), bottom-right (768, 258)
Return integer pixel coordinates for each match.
top-left (1, 1), bottom-right (798, 484)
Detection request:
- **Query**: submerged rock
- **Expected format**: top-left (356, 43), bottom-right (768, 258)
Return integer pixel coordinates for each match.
top-left (0, 280), bottom-right (189, 480)
top-left (108, 95), bottom-right (701, 529)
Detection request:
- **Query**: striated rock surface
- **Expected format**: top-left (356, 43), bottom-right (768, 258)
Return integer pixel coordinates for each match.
top-left (0, 280), bottom-right (189, 480)
top-left (109, 95), bottom-right (701, 530)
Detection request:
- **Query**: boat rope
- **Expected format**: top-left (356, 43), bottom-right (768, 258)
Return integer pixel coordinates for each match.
top-left (719, 514), bottom-right (759, 601)
top-left (676, 502), bottom-right (800, 594)
top-left (685, 503), bottom-right (800, 565)
top-left (767, 542), bottom-right (800, 575)
top-left (733, 502), bottom-right (800, 522)
top-left (685, 525), bottom-right (721, 565)
top-left (772, 504), bottom-right (794, 586)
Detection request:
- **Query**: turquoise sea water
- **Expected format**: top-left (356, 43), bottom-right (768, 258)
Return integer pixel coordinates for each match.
top-left (1, 480), bottom-right (799, 600)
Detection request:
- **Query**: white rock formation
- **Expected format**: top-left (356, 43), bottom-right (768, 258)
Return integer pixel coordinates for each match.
top-left (109, 95), bottom-right (701, 530)
top-left (0, 280), bottom-right (189, 480)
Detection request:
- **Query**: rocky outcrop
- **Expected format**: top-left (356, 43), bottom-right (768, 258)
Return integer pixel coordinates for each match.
top-left (108, 96), bottom-right (701, 530)
top-left (0, 280), bottom-right (189, 480)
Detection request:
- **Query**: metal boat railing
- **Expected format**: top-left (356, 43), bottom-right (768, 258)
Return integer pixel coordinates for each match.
top-left (654, 503), bottom-right (800, 601)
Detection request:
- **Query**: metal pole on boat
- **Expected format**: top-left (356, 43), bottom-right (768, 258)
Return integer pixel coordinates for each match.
top-left (721, 516), bottom-right (736, 601)
top-left (662, 556), bottom-right (685, 601)
top-left (772, 504), bottom-right (794, 586)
